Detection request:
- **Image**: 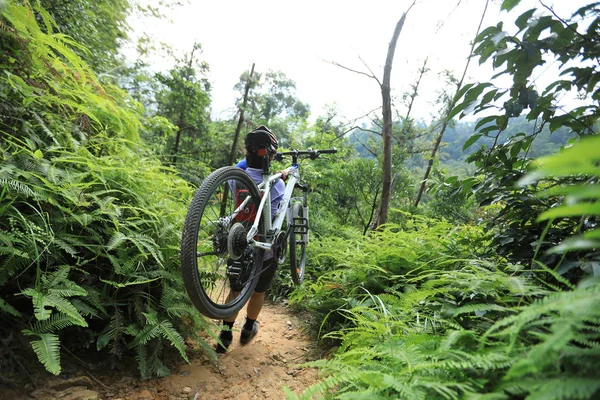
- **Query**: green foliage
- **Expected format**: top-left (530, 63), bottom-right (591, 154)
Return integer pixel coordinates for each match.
top-left (153, 44), bottom-right (212, 173)
top-left (293, 218), bottom-right (600, 399)
top-left (38, 0), bottom-right (130, 72)
top-left (445, 2), bottom-right (598, 270)
top-left (290, 214), bottom-right (490, 337)
top-left (520, 135), bottom-right (600, 254)
top-left (234, 68), bottom-right (310, 146)
top-left (293, 44), bottom-right (600, 397)
top-left (0, 1), bottom-right (210, 378)
top-left (22, 330), bottom-right (62, 375)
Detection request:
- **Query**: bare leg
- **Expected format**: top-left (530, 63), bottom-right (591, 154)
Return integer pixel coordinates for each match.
top-left (223, 291), bottom-right (240, 323)
top-left (246, 291), bottom-right (265, 320)
top-left (222, 290), bottom-right (264, 323)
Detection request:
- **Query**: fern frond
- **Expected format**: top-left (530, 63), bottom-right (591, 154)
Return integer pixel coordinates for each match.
top-left (129, 323), bottom-right (162, 348)
top-left (52, 236), bottom-right (79, 256)
top-left (22, 288), bottom-right (52, 321)
top-left (70, 299), bottom-right (101, 318)
top-left (0, 178), bottom-right (36, 197)
top-left (44, 293), bottom-right (87, 327)
top-left (503, 377), bottom-right (600, 400)
top-left (452, 303), bottom-right (508, 317)
top-left (22, 330), bottom-right (61, 375)
top-left (32, 312), bottom-right (77, 333)
top-left (158, 320), bottom-right (188, 362)
top-left (135, 343), bottom-right (149, 380)
top-left (0, 297), bottom-right (21, 317)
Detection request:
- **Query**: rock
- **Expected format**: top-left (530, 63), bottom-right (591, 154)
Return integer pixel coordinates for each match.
top-left (57, 389), bottom-right (99, 400)
top-left (131, 389), bottom-right (154, 399)
top-left (182, 387), bottom-right (192, 394)
top-left (236, 393), bottom-right (251, 400)
top-left (50, 376), bottom-right (94, 391)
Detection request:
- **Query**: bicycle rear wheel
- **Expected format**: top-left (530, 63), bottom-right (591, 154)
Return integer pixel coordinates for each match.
top-left (289, 202), bottom-right (307, 285)
top-left (181, 166), bottom-right (265, 319)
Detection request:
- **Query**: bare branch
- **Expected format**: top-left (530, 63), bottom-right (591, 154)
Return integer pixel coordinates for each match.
top-left (351, 131), bottom-right (379, 158)
top-left (435, 0), bottom-right (464, 34)
top-left (349, 126), bottom-right (381, 136)
top-left (358, 55), bottom-right (382, 86)
top-left (323, 58), bottom-right (377, 81)
top-left (342, 106), bottom-right (382, 126)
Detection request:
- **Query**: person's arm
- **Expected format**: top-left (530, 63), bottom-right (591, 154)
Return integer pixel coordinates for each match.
top-left (236, 159), bottom-right (248, 170)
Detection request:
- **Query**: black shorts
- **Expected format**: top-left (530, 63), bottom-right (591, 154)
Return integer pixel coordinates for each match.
top-left (254, 257), bottom-right (277, 293)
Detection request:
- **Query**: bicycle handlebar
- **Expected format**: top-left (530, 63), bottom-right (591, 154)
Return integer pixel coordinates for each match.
top-left (275, 147), bottom-right (338, 161)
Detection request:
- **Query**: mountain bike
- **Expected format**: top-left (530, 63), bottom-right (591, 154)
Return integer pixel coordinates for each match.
top-left (180, 148), bottom-right (337, 319)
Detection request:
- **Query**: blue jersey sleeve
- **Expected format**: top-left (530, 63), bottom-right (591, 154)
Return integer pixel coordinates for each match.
top-left (236, 159), bottom-right (248, 170)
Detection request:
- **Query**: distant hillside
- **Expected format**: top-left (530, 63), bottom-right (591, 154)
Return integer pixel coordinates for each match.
top-left (348, 116), bottom-right (574, 176)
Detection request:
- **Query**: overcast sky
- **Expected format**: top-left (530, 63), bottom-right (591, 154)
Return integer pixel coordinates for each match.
top-left (126, 0), bottom-right (588, 123)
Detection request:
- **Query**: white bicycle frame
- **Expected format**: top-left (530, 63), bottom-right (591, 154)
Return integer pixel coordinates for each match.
top-left (231, 163), bottom-right (306, 252)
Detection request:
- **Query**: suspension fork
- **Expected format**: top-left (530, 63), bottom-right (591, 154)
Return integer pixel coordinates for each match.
top-left (293, 181), bottom-right (309, 243)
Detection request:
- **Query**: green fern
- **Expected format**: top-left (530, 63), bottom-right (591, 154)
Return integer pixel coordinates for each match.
top-left (0, 297), bottom-right (21, 317)
top-left (129, 313), bottom-right (188, 362)
top-left (32, 312), bottom-right (78, 333)
top-left (22, 330), bottom-right (61, 375)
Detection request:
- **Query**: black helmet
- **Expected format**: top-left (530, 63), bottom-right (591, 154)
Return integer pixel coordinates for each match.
top-left (245, 125), bottom-right (278, 154)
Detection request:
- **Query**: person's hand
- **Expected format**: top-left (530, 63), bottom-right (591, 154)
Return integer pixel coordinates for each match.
top-left (279, 169), bottom-right (289, 181)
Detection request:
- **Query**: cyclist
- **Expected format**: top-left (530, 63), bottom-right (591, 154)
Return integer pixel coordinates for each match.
top-left (216, 126), bottom-right (288, 353)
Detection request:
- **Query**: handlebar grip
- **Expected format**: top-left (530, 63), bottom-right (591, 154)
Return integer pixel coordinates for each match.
top-left (318, 148), bottom-right (338, 154)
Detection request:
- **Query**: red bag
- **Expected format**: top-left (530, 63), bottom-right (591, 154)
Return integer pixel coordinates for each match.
top-left (235, 189), bottom-right (257, 223)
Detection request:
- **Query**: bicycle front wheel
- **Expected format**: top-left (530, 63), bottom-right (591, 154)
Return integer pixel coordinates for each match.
top-left (181, 167), bottom-right (266, 319)
top-left (289, 202), bottom-right (307, 285)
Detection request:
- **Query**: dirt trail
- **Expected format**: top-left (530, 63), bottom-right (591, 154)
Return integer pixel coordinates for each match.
top-left (4, 302), bottom-right (322, 400)
top-left (153, 303), bottom-right (321, 400)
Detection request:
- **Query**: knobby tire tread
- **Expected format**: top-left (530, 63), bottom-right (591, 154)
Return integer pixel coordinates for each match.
top-left (181, 166), bottom-right (264, 319)
top-left (289, 202), bottom-right (307, 285)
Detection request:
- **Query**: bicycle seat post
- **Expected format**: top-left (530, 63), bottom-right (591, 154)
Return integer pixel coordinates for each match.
top-left (258, 148), bottom-right (270, 176)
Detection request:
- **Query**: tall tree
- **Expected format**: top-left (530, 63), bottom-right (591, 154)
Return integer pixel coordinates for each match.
top-left (153, 43), bottom-right (211, 168)
top-left (228, 63), bottom-right (255, 165)
top-left (233, 69), bottom-right (310, 145)
top-left (370, 3), bottom-right (415, 230)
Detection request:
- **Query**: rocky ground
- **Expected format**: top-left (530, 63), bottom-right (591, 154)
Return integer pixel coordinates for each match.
top-left (0, 303), bottom-right (324, 400)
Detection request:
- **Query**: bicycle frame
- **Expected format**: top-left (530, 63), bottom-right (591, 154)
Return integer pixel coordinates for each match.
top-left (227, 148), bottom-right (335, 254)
top-left (240, 163), bottom-right (302, 251)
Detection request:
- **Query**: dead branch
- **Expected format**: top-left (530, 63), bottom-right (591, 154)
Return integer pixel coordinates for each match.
top-left (323, 59), bottom-right (377, 80)
top-left (358, 55), bottom-right (382, 86)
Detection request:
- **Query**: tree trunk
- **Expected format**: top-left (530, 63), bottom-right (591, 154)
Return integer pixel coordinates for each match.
top-left (228, 63), bottom-right (255, 165)
top-left (413, 0), bottom-right (489, 208)
top-left (413, 124), bottom-right (447, 207)
top-left (172, 119), bottom-right (183, 165)
top-left (172, 44), bottom-right (198, 166)
top-left (370, 11), bottom-right (410, 231)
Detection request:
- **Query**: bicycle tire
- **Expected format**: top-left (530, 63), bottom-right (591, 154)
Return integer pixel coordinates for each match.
top-left (289, 202), bottom-right (307, 285)
top-left (181, 166), bottom-right (266, 319)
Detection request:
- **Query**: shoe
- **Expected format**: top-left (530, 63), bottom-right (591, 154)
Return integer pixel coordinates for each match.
top-left (216, 332), bottom-right (232, 354)
top-left (240, 322), bottom-right (258, 344)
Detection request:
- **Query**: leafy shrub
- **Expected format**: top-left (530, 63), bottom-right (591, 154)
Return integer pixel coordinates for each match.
top-left (291, 116), bottom-right (600, 400)
top-left (289, 214), bottom-right (490, 337)
top-left (0, 1), bottom-right (210, 378)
